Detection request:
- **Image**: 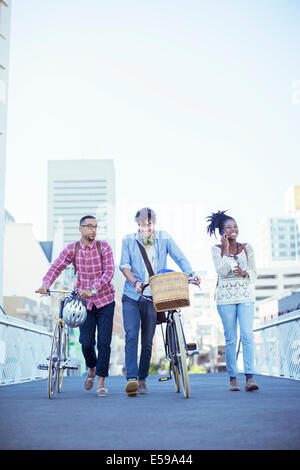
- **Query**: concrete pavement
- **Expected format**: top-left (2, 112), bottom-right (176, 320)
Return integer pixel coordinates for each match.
top-left (0, 373), bottom-right (299, 450)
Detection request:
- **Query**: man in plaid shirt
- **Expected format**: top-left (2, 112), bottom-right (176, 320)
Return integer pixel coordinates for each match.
top-left (36, 215), bottom-right (115, 397)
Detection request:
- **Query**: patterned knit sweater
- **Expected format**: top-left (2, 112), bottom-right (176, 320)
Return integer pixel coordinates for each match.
top-left (211, 243), bottom-right (257, 305)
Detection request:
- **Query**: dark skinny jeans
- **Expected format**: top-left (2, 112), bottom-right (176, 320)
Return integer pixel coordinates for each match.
top-left (79, 301), bottom-right (115, 377)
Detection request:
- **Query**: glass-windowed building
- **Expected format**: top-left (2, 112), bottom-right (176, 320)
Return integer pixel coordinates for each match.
top-left (47, 159), bottom-right (116, 256)
top-left (260, 216), bottom-right (300, 267)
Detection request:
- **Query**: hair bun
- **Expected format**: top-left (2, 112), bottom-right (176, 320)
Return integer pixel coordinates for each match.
top-left (206, 210), bottom-right (231, 237)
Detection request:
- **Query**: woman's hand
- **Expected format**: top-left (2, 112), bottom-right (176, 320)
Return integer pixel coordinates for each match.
top-left (233, 266), bottom-right (248, 278)
top-left (221, 233), bottom-right (229, 252)
top-left (191, 276), bottom-right (201, 286)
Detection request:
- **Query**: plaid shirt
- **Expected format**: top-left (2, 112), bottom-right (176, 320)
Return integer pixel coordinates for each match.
top-left (42, 240), bottom-right (115, 310)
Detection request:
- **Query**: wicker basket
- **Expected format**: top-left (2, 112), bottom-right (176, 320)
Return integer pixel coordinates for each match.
top-left (148, 272), bottom-right (190, 312)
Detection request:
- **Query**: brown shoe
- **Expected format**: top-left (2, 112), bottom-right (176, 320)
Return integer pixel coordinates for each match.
top-left (230, 379), bottom-right (240, 391)
top-left (125, 378), bottom-right (139, 396)
top-left (245, 378), bottom-right (259, 391)
top-left (84, 375), bottom-right (95, 391)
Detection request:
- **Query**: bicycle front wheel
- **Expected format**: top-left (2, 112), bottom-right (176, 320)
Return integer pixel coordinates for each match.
top-left (57, 326), bottom-right (68, 392)
top-left (48, 321), bottom-right (63, 399)
top-left (173, 311), bottom-right (190, 398)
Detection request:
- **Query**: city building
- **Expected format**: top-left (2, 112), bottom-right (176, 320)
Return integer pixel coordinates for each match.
top-left (259, 216), bottom-right (300, 266)
top-left (255, 264), bottom-right (300, 302)
top-left (47, 159), bottom-right (116, 256)
top-left (0, 0), bottom-right (11, 306)
top-left (4, 209), bottom-right (15, 223)
top-left (285, 184), bottom-right (300, 241)
top-left (285, 185), bottom-right (300, 217)
top-left (256, 185), bottom-right (300, 323)
top-left (3, 222), bottom-right (52, 329)
top-left (255, 264), bottom-right (300, 322)
top-left (259, 185), bottom-right (300, 267)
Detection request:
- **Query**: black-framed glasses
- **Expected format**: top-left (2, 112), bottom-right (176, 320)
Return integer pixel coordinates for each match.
top-left (82, 224), bottom-right (98, 230)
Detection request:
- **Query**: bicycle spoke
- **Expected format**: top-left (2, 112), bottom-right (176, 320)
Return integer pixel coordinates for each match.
top-left (166, 323), bottom-right (180, 392)
top-left (58, 327), bottom-right (67, 392)
top-left (173, 312), bottom-right (190, 398)
top-left (48, 322), bottom-right (62, 399)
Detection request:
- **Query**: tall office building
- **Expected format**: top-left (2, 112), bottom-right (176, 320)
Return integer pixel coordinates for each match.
top-left (47, 159), bottom-right (116, 255)
top-left (285, 185), bottom-right (300, 237)
top-left (260, 216), bottom-right (300, 266)
top-left (0, 0), bottom-right (11, 305)
top-left (285, 185), bottom-right (300, 217)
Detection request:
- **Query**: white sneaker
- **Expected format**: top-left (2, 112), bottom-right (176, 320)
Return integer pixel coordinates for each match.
top-left (138, 380), bottom-right (148, 394)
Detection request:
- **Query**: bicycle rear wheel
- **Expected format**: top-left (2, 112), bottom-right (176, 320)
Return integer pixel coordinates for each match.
top-left (48, 321), bottom-right (63, 399)
top-left (173, 311), bottom-right (190, 398)
top-left (166, 322), bottom-right (180, 393)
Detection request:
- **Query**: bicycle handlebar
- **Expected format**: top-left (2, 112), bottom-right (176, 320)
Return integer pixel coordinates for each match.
top-left (42, 289), bottom-right (77, 297)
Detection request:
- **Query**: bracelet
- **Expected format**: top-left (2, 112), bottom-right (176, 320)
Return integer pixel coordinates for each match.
top-left (134, 280), bottom-right (139, 287)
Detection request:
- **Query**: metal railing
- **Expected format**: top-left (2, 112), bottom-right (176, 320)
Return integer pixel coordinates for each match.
top-left (237, 310), bottom-right (300, 380)
top-left (0, 312), bottom-right (52, 385)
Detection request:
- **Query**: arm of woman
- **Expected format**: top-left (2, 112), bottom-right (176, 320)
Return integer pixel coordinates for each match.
top-left (211, 245), bottom-right (232, 277)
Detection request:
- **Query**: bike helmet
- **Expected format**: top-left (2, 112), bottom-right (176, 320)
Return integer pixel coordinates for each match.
top-left (62, 294), bottom-right (87, 328)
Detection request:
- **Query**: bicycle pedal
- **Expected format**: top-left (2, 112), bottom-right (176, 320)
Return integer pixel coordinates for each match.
top-left (158, 376), bottom-right (172, 382)
top-left (187, 342), bottom-right (197, 351)
top-left (37, 364), bottom-right (49, 370)
top-left (47, 356), bottom-right (58, 362)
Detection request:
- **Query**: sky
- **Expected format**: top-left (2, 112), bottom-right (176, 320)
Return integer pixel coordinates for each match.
top-left (4, 0), bottom-right (300, 275)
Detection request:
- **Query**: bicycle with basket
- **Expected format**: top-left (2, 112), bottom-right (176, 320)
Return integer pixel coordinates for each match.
top-left (141, 270), bottom-right (199, 398)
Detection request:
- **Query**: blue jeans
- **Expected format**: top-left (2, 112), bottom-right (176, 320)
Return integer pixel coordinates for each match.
top-left (217, 302), bottom-right (255, 378)
top-left (79, 301), bottom-right (115, 377)
top-left (122, 294), bottom-right (157, 380)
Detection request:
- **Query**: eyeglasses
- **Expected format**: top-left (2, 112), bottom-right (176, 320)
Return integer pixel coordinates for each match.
top-left (81, 224), bottom-right (98, 230)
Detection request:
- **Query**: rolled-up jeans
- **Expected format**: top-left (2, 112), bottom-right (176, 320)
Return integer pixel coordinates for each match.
top-left (217, 302), bottom-right (255, 378)
top-left (122, 294), bottom-right (157, 380)
top-left (79, 301), bottom-right (115, 377)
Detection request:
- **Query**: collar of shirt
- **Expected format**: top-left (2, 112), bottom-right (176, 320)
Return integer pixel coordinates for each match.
top-left (79, 240), bottom-right (96, 250)
top-left (136, 230), bottom-right (156, 245)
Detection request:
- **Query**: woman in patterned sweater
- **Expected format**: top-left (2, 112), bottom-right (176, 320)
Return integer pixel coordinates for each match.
top-left (207, 210), bottom-right (259, 392)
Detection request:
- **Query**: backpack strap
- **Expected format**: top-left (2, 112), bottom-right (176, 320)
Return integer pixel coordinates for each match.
top-left (73, 241), bottom-right (80, 275)
top-left (73, 240), bottom-right (103, 275)
top-left (96, 240), bottom-right (102, 260)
